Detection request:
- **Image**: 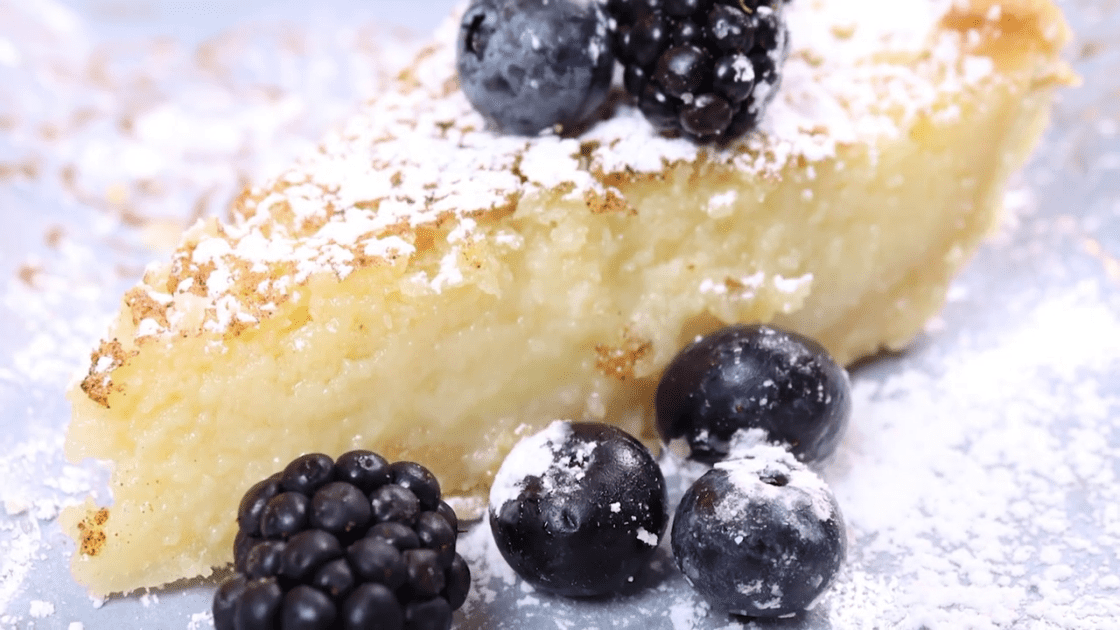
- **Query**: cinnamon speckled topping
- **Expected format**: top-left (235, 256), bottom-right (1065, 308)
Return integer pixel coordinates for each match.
top-left (79, 0), bottom-right (1071, 404)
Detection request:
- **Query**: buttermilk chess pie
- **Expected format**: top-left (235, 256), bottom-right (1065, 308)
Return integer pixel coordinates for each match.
top-left (63, 0), bottom-right (1072, 595)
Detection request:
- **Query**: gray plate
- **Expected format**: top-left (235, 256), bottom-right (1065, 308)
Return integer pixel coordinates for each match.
top-left (1, 0), bottom-right (1117, 628)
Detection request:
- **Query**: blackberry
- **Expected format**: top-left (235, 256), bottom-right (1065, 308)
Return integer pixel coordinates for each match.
top-left (656, 324), bottom-right (851, 465)
top-left (215, 451), bottom-right (470, 630)
top-left (607, 0), bottom-right (790, 143)
top-left (489, 421), bottom-right (668, 596)
top-left (671, 444), bottom-right (846, 617)
top-left (456, 0), bottom-right (615, 135)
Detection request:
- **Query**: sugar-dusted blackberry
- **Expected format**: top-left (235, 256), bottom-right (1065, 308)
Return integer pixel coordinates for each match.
top-left (456, 0), bottom-right (615, 135)
top-left (607, 0), bottom-right (790, 143)
top-left (671, 444), bottom-right (846, 617)
top-left (656, 324), bottom-right (851, 464)
top-left (214, 450), bottom-right (470, 630)
top-left (489, 421), bottom-right (668, 596)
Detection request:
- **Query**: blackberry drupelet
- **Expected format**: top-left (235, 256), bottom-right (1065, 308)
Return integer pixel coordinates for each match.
top-left (607, 0), bottom-right (790, 143)
top-left (215, 451), bottom-right (470, 630)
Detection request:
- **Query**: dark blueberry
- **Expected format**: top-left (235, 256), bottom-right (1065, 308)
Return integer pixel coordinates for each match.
top-left (436, 501), bottom-right (459, 534)
top-left (489, 421), bottom-right (668, 596)
top-left (706, 4), bottom-right (756, 52)
top-left (456, 0), bottom-right (615, 135)
top-left (370, 484), bottom-right (421, 525)
top-left (368, 521), bottom-right (420, 551)
top-left (335, 450), bottom-right (392, 494)
top-left (680, 93), bottom-right (733, 137)
top-left (655, 44), bottom-right (710, 98)
top-left (404, 597), bottom-right (453, 630)
top-left (404, 548), bottom-right (446, 598)
top-left (607, 0), bottom-right (789, 142)
top-left (311, 558), bottom-right (355, 601)
top-left (443, 554), bottom-right (472, 611)
top-left (655, 324), bottom-right (852, 464)
top-left (260, 492), bottom-right (310, 539)
top-left (341, 583), bottom-right (404, 630)
top-left (311, 481), bottom-right (372, 537)
top-left (671, 447), bottom-right (846, 616)
top-left (212, 573), bottom-right (247, 630)
top-left (281, 585), bottom-right (337, 630)
top-left (280, 530), bottom-right (343, 581)
top-left (280, 453), bottom-right (335, 495)
top-left (712, 54), bottom-right (756, 102)
top-left (415, 512), bottom-right (457, 567)
top-left (237, 477), bottom-right (281, 537)
top-left (234, 577), bottom-right (282, 630)
top-left (244, 540), bottom-right (286, 579)
top-left (347, 537), bottom-right (408, 590)
top-left (390, 461), bottom-right (442, 512)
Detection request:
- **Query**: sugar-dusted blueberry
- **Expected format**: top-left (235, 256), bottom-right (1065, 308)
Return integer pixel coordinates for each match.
top-left (489, 420), bottom-right (668, 596)
top-left (671, 445), bottom-right (846, 617)
top-left (656, 324), bottom-right (851, 464)
top-left (456, 0), bottom-right (615, 135)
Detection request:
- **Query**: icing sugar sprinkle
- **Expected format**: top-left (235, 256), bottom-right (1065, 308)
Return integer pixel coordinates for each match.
top-left (102, 0), bottom-right (1003, 348)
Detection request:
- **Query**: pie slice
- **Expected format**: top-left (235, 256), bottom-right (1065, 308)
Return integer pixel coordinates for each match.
top-left (62, 0), bottom-right (1073, 596)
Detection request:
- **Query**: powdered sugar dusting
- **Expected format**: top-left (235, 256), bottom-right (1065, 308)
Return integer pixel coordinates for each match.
top-left (80, 0), bottom-right (1020, 363)
top-left (489, 420), bottom-right (573, 511)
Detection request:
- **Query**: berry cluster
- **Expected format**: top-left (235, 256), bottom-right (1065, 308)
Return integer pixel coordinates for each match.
top-left (213, 451), bottom-right (469, 630)
top-left (454, 0), bottom-right (789, 144)
top-left (657, 324), bottom-right (849, 616)
top-left (488, 324), bottom-right (849, 619)
top-left (607, 0), bottom-right (790, 142)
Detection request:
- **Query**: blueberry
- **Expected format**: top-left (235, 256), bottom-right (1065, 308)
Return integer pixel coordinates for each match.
top-left (489, 421), bottom-right (668, 596)
top-left (456, 0), bottom-right (615, 135)
top-left (670, 445), bottom-right (846, 617)
top-left (656, 324), bottom-right (851, 464)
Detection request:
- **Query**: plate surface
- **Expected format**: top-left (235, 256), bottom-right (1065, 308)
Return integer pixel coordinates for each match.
top-left (0, 0), bottom-right (1117, 628)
